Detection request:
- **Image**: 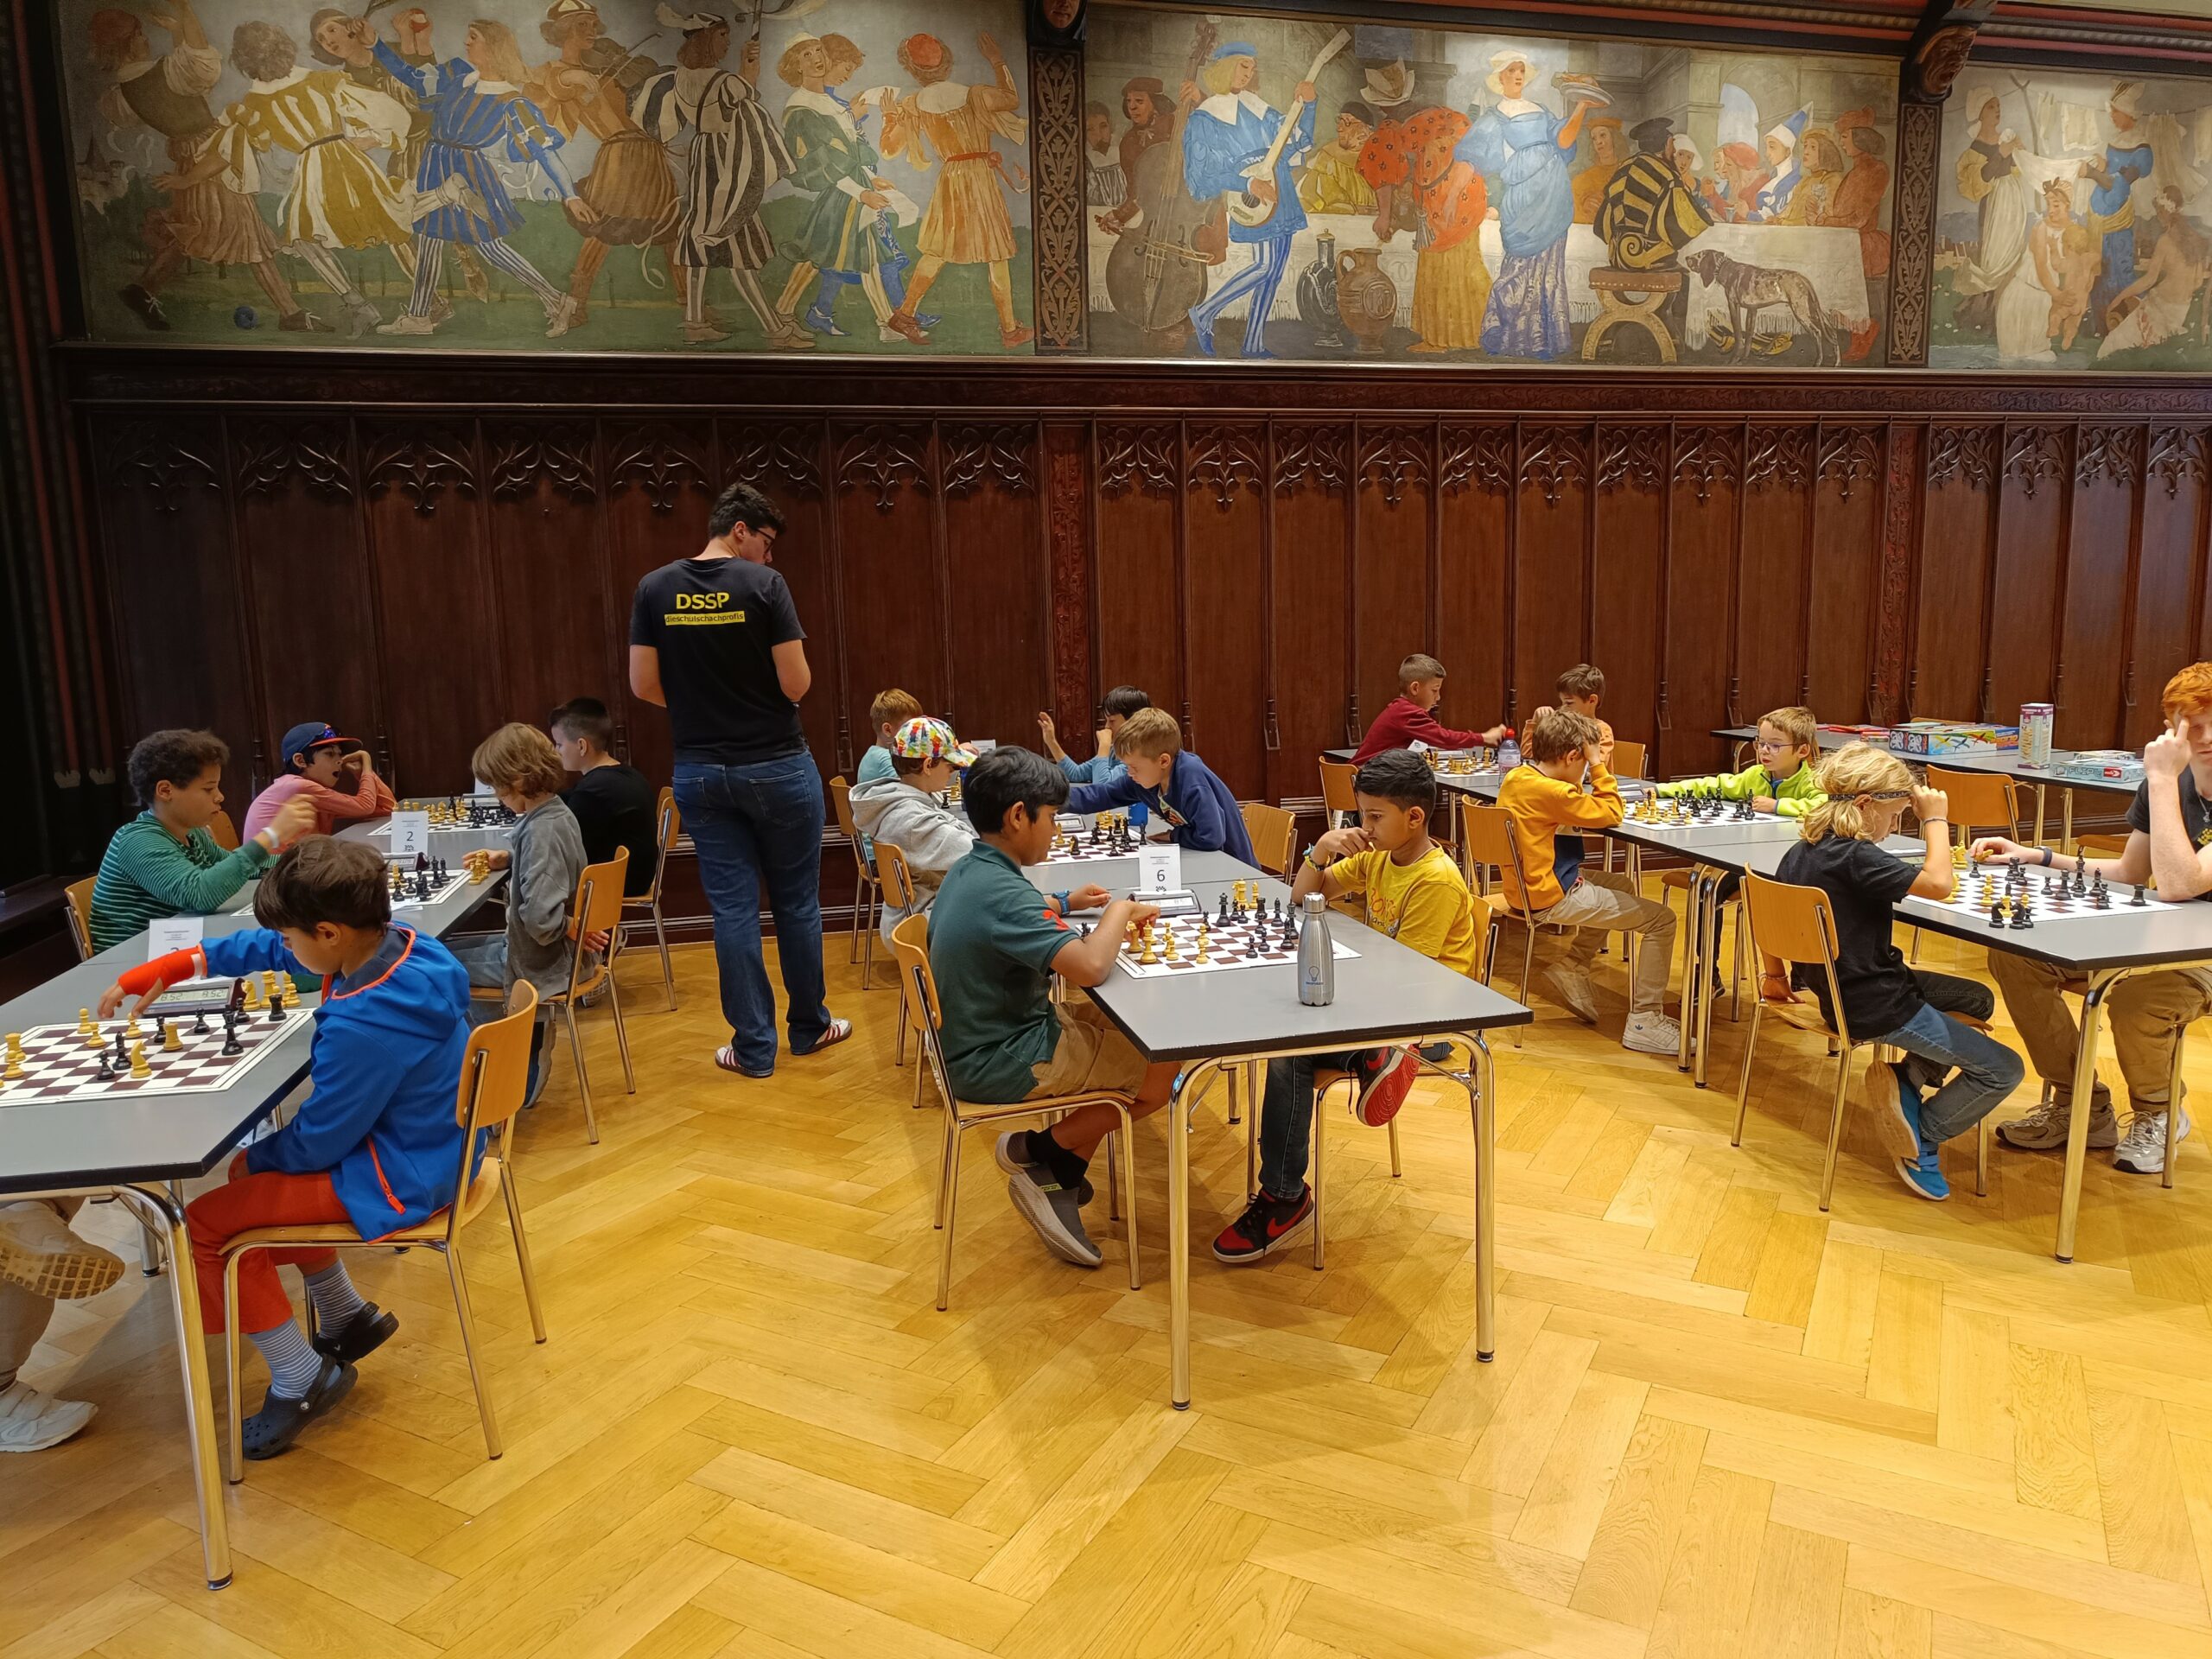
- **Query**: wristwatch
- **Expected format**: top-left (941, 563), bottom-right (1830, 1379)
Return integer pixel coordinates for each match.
top-left (1052, 888), bottom-right (1072, 914)
top-left (1305, 846), bottom-right (1329, 870)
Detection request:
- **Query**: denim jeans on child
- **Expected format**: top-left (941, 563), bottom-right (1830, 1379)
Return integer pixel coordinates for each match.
top-left (1875, 970), bottom-right (2024, 1143)
top-left (1256, 1050), bottom-right (1362, 1200)
top-left (673, 750), bottom-right (832, 1075)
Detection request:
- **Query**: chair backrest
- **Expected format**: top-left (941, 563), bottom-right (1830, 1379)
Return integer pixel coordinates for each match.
top-left (641, 787), bottom-right (679, 902)
top-left (830, 775), bottom-right (857, 839)
top-left (1459, 801), bottom-right (1537, 918)
top-left (207, 810), bottom-right (240, 851)
top-left (565, 850), bottom-right (630, 997)
top-left (890, 912), bottom-right (958, 1107)
top-left (1319, 760), bottom-right (1357, 816)
top-left (64, 876), bottom-right (95, 963)
top-left (1611, 740), bottom-right (1647, 780)
top-left (1241, 801), bottom-right (1295, 878)
top-left (1926, 766), bottom-right (2018, 839)
top-left (454, 981), bottom-right (539, 1134)
top-left (875, 840), bottom-right (915, 912)
top-left (2076, 832), bottom-right (2130, 857)
top-left (1739, 872), bottom-right (1850, 1039)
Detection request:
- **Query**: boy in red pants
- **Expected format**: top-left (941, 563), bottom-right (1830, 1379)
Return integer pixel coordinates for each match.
top-left (101, 836), bottom-right (472, 1459)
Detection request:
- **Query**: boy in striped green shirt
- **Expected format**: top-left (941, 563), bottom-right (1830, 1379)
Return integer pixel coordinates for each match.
top-left (89, 730), bottom-right (315, 954)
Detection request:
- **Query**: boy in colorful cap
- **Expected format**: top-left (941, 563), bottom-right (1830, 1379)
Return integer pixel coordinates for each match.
top-left (849, 716), bottom-right (981, 944)
top-left (243, 721), bottom-right (397, 842)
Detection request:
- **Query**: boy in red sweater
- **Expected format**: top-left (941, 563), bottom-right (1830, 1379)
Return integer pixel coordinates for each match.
top-left (1352, 653), bottom-right (1509, 763)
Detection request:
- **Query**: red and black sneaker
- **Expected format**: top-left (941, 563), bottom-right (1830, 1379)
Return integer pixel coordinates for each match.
top-left (1347, 1046), bottom-right (1418, 1128)
top-left (1211, 1186), bottom-right (1314, 1262)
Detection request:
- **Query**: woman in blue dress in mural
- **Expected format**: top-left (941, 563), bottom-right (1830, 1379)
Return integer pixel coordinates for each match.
top-left (371, 10), bottom-right (598, 338)
top-left (1455, 50), bottom-right (1597, 359)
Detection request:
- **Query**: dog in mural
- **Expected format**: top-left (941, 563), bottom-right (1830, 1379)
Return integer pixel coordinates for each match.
top-left (1682, 246), bottom-right (1846, 365)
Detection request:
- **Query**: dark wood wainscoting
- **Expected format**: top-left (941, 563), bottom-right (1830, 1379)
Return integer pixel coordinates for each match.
top-left (67, 357), bottom-right (2212, 878)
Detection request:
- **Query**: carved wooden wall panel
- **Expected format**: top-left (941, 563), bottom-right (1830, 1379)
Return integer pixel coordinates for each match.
top-left (1516, 426), bottom-right (1592, 737)
top-left (2130, 443), bottom-right (2207, 751)
top-left (1808, 429), bottom-right (1885, 728)
top-left (1985, 427), bottom-right (2070, 728)
top-left (1664, 431), bottom-right (1738, 769)
top-left (1094, 423), bottom-right (1181, 738)
top-left (1736, 424), bottom-right (1814, 724)
top-left (2058, 429), bottom-right (2139, 752)
top-left (1353, 427), bottom-right (1433, 740)
top-left (1914, 426), bottom-right (1994, 727)
top-left (1184, 426), bottom-right (1266, 790)
top-left (1268, 425), bottom-right (1351, 798)
top-left (1437, 426), bottom-right (1510, 744)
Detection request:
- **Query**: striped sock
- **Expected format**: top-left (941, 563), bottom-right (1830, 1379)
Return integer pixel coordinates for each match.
top-left (248, 1319), bottom-right (323, 1399)
top-left (304, 1262), bottom-right (366, 1333)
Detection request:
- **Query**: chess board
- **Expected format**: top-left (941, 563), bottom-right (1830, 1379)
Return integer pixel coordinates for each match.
top-left (1618, 801), bottom-right (1796, 839)
top-left (388, 869), bottom-right (478, 911)
top-left (1920, 864), bottom-right (2145, 929)
top-left (0, 1005), bottom-right (308, 1106)
top-left (1106, 913), bottom-right (1359, 979)
top-left (1044, 815), bottom-right (1141, 866)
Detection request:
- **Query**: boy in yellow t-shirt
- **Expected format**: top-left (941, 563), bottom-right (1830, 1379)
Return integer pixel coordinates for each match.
top-left (1213, 750), bottom-right (1478, 1262)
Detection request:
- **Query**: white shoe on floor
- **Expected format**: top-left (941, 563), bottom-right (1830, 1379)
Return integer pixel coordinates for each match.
top-left (1996, 1094), bottom-right (2118, 1151)
top-left (1540, 963), bottom-right (1599, 1025)
top-left (0, 1381), bottom-right (95, 1452)
top-left (1621, 1013), bottom-right (1682, 1055)
top-left (2113, 1107), bottom-right (2190, 1175)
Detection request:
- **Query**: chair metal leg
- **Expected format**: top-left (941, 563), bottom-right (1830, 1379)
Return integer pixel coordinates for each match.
top-left (1388, 1114), bottom-right (1402, 1178)
top-left (1311, 1076), bottom-right (1326, 1272)
top-left (502, 1170), bottom-right (547, 1343)
top-left (443, 1240), bottom-right (501, 1459)
top-left (563, 1003), bottom-right (599, 1145)
top-left (932, 1106), bottom-right (957, 1230)
top-left (140, 1217), bottom-right (163, 1276)
top-left (936, 1121), bottom-right (964, 1310)
top-left (912, 1042), bottom-right (927, 1109)
top-left (607, 977), bottom-right (636, 1094)
top-left (222, 1249), bottom-right (247, 1484)
top-left (1732, 1004), bottom-right (1764, 1147)
top-left (1113, 1106), bottom-right (1140, 1291)
top-left (1226, 1066), bottom-right (1240, 1126)
top-left (895, 980), bottom-right (909, 1068)
top-left (652, 902), bottom-right (677, 1011)
top-left (1245, 1073), bottom-right (1259, 1200)
top-left (862, 906), bottom-right (876, 987)
top-left (1820, 1047), bottom-right (1852, 1211)
top-left (2164, 1032), bottom-right (2186, 1190)
top-left (1975, 1116), bottom-right (1990, 1198)
top-left (1512, 925), bottom-right (1535, 1048)
top-left (1105, 1129), bottom-right (1120, 1221)
top-left (849, 875), bottom-right (864, 963)
top-left (1731, 912), bottom-right (1745, 1023)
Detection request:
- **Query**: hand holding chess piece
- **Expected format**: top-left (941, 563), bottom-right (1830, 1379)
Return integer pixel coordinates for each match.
top-left (1968, 834), bottom-right (2032, 866)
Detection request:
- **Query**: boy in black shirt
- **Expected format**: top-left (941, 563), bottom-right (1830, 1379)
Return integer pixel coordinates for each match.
top-left (1775, 743), bottom-right (2023, 1201)
top-left (551, 698), bottom-right (658, 896)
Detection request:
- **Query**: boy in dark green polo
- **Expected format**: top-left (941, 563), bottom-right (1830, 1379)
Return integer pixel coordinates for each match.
top-left (929, 747), bottom-right (1179, 1268)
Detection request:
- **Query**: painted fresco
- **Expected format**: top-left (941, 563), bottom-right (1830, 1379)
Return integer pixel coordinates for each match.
top-left (61, 0), bottom-right (1032, 350)
top-left (1084, 10), bottom-right (1898, 365)
top-left (1933, 71), bottom-right (2212, 370)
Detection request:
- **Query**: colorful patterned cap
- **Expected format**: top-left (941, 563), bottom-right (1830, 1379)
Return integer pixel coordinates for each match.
top-left (891, 717), bottom-right (977, 767)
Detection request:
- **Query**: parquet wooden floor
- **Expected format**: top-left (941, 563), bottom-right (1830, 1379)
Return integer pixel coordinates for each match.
top-left (7, 907), bottom-right (2212, 1659)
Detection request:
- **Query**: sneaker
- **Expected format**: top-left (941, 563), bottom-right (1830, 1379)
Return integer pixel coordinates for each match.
top-left (1005, 1166), bottom-right (1102, 1268)
top-left (992, 1130), bottom-right (1093, 1205)
top-left (0, 1381), bottom-right (95, 1452)
top-left (1897, 1141), bottom-right (1950, 1201)
top-left (2113, 1107), bottom-right (2190, 1175)
top-left (1541, 963), bottom-right (1599, 1025)
top-left (310, 1302), bottom-right (397, 1366)
top-left (1997, 1094), bottom-right (2119, 1151)
top-left (1621, 1013), bottom-right (1681, 1055)
top-left (241, 1356), bottom-right (356, 1460)
top-left (0, 1202), bottom-right (125, 1301)
top-left (1211, 1186), bottom-right (1314, 1262)
top-left (1860, 1058), bottom-right (1924, 1162)
top-left (1347, 1046), bottom-right (1417, 1128)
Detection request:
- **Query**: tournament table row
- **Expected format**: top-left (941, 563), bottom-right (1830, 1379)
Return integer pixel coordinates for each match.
top-left (0, 854), bottom-right (507, 1590)
top-left (1019, 845), bottom-right (1530, 1408)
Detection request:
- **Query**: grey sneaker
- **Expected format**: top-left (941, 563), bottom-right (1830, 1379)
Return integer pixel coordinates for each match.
top-left (1621, 1013), bottom-right (1681, 1055)
top-left (2113, 1107), bottom-right (2190, 1175)
top-left (1541, 963), bottom-right (1599, 1025)
top-left (1005, 1166), bottom-right (1103, 1268)
top-left (1997, 1094), bottom-right (2119, 1152)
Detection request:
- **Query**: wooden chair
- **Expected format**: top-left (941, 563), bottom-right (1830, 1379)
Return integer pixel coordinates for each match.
top-left (874, 841), bottom-right (926, 1106)
top-left (829, 776), bottom-right (881, 982)
top-left (1609, 741), bottom-right (1647, 780)
top-left (207, 810), bottom-right (240, 851)
top-left (1458, 799), bottom-right (1546, 1046)
top-left (1319, 760), bottom-right (1357, 829)
top-left (544, 850), bottom-right (635, 1145)
top-left (617, 787), bottom-right (680, 1011)
top-left (219, 982), bottom-right (544, 1482)
top-left (1241, 801), bottom-right (1296, 879)
top-left (64, 876), bottom-right (95, 962)
top-left (1912, 766), bottom-right (2023, 960)
top-left (1733, 873), bottom-right (1990, 1211)
top-left (2075, 833), bottom-right (2129, 858)
top-left (890, 915), bottom-right (1138, 1310)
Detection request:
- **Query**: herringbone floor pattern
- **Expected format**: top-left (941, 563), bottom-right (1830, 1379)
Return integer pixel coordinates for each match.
top-left (6, 909), bottom-right (2212, 1659)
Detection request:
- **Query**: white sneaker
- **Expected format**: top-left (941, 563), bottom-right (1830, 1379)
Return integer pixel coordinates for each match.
top-left (1622, 1013), bottom-right (1682, 1055)
top-left (2113, 1108), bottom-right (2190, 1175)
top-left (0, 1201), bottom-right (124, 1301)
top-left (1540, 963), bottom-right (1599, 1025)
top-left (0, 1381), bottom-right (95, 1452)
top-left (1996, 1094), bottom-right (2119, 1151)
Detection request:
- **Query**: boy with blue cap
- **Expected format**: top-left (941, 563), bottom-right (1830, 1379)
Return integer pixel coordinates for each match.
top-left (243, 720), bottom-right (397, 842)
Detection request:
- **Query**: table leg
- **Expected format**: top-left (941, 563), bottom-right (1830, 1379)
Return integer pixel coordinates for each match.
top-left (1465, 1033), bottom-right (1497, 1361)
top-left (115, 1183), bottom-right (231, 1589)
top-left (2054, 974), bottom-right (2113, 1263)
top-left (1677, 873), bottom-right (1703, 1073)
top-left (1168, 1061), bottom-right (1220, 1408)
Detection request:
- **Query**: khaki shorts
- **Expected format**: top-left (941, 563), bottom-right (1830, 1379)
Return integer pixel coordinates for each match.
top-left (1027, 1002), bottom-right (1147, 1099)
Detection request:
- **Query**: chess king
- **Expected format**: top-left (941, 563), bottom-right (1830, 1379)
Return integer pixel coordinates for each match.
top-left (1179, 41), bottom-right (1315, 359)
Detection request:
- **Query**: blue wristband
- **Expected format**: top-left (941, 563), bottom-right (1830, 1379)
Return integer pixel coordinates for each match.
top-left (1052, 889), bottom-right (1071, 914)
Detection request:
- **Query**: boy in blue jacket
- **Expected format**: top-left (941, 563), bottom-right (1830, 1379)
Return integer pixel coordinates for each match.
top-left (102, 836), bottom-right (473, 1459)
top-left (1065, 707), bottom-right (1255, 863)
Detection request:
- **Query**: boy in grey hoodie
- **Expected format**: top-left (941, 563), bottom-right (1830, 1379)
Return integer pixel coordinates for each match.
top-left (849, 717), bottom-right (981, 944)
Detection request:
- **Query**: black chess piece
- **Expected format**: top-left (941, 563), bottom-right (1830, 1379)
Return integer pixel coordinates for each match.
top-left (2074, 855), bottom-right (2088, 896)
top-left (194, 1008), bottom-right (208, 1034)
top-left (1988, 900), bottom-right (2006, 928)
top-left (112, 1027), bottom-right (127, 1066)
top-left (2094, 885), bottom-right (2112, 910)
top-left (2011, 898), bottom-right (2034, 929)
top-left (266, 993), bottom-right (285, 1025)
top-left (221, 1010), bottom-right (243, 1056)
top-left (1217, 893), bottom-right (1230, 926)
top-left (155, 1015), bottom-right (167, 1048)
top-left (2133, 884), bottom-right (2148, 906)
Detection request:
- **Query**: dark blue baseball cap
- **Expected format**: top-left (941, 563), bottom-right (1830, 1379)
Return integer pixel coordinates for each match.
top-left (280, 721), bottom-right (358, 772)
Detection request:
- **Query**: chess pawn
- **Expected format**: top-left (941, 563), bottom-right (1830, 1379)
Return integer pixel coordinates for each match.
top-left (77, 1007), bottom-right (94, 1038)
top-left (1195, 931), bottom-right (1211, 964)
top-left (3, 1052), bottom-right (18, 1081)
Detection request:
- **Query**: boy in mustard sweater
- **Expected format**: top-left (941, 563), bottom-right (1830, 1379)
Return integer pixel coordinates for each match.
top-left (1498, 709), bottom-right (1680, 1053)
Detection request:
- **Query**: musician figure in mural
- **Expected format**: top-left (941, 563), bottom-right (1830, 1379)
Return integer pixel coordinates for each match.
top-left (1179, 40), bottom-right (1316, 359)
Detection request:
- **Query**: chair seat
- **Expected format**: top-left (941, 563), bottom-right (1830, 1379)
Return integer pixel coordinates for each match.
top-left (225, 1160), bottom-right (505, 1250)
top-left (1764, 995), bottom-right (1839, 1038)
top-left (951, 1086), bottom-right (1136, 1125)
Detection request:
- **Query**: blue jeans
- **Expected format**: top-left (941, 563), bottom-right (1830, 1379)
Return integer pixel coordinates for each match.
top-left (1257, 1049), bottom-right (1362, 1201)
top-left (1876, 971), bottom-right (2025, 1144)
top-left (674, 751), bottom-right (832, 1074)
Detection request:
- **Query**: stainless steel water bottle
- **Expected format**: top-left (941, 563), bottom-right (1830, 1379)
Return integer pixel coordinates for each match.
top-left (1298, 892), bottom-right (1335, 1007)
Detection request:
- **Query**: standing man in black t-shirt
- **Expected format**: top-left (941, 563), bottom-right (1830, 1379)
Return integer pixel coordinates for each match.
top-left (1971, 664), bottom-right (2212, 1176)
top-left (629, 482), bottom-right (849, 1077)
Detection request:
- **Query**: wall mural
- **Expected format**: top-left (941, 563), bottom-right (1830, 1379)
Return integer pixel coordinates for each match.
top-left (1932, 70), bottom-right (2212, 370)
top-left (1083, 10), bottom-right (1899, 365)
top-left (62, 0), bottom-right (1033, 351)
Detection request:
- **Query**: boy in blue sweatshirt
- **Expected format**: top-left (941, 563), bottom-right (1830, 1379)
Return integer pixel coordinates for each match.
top-left (1065, 706), bottom-right (1255, 862)
top-left (102, 836), bottom-right (473, 1460)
